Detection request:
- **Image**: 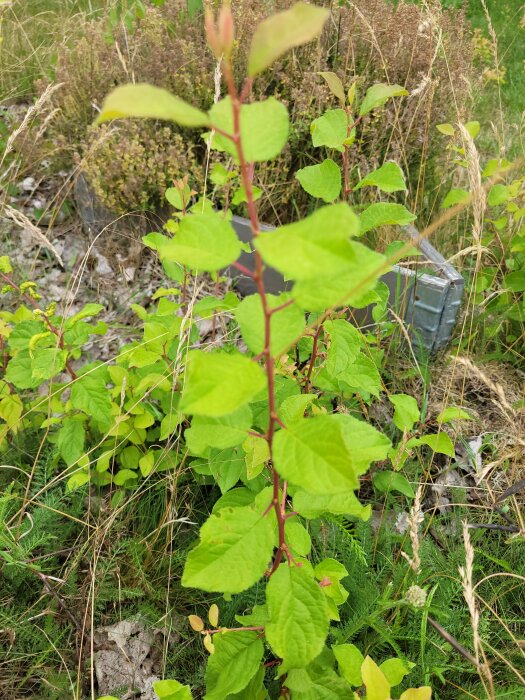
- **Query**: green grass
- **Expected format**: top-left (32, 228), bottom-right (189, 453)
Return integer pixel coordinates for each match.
top-left (0, 1), bottom-right (523, 698)
top-left (409, 0), bottom-right (524, 158)
top-left (0, 0), bottom-right (109, 100)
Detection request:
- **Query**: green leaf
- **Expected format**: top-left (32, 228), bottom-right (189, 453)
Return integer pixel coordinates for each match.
top-left (293, 489), bottom-right (370, 520)
top-left (333, 643), bottom-right (364, 686)
top-left (373, 470), bottom-right (414, 498)
top-left (465, 120), bottom-right (480, 139)
top-left (156, 684), bottom-right (191, 700)
top-left (277, 413), bottom-right (390, 495)
top-left (310, 109), bottom-right (348, 152)
top-left (359, 83), bottom-right (408, 116)
top-left (0, 255), bottom-right (13, 273)
top-left (278, 394), bottom-right (316, 425)
top-left (286, 519), bottom-right (311, 556)
top-left (152, 212), bottom-right (240, 272)
top-left (436, 123), bottom-right (455, 136)
top-left (317, 352), bottom-right (382, 398)
top-left (284, 666), bottom-right (353, 698)
top-left (255, 203), bottom-right (360, 280)
top-left (193, 292), bottom-right (239, 319)
top-left (324, 320), bottom-right (363, 378)
top-left (399, 688), bottom-right (432, 700)
top-left (389, 393), bottom-right (420, 431)
top-left (335, 414), bottom-right (391, 472)
top-left (31, 347), bottom-right (67, 381)
top-left (504, 271), bottom-right (525, 292)
top-left (437, 407), bottom-right (473, 424)
top-left (379, 658), bottom-right (413, 687)
top-left (160, 411), bottom-right (182, 440)
top-left (7, 320), bottom-right (46, 351)
top-left (113, 469), bottom-right (138, 486)
top-left (314, 559), bottom-right (349, 614)
top-left (153, 679), bottom-right (192, 700)
top-left (64, 303), bottom-right (104, 328)
top-left (186, 406), bottom-right (253, 456)
top-left (235, 293), bottom-right (305, 357)
top-left (296, 159), bottom-right (342, 202)
top-left (0, 394), bottom-right (23, 430)
top-left (57, 417), bottom-right (85, 467)
top-left (318, 71), bottom-right (346, 104)
top-left (354, 161), bottom-right (406, 193)
top-left (441, 188), bottom-right (470, 209)
top-left (292, 244), bottom-right (387, 311)
top-left (359, 203), bottom-right (416, 234)
top-left (71, 371), bottom-right (112, 425)
top-left (272, 415), bottom-right (360, 494)
top-left (482, 158), bottom-right (511, 178)
top-left (119, 445), bottom-right (141, 470)
top-left (232, 185), bottom-right (262, 205)
top-left (207, 446), bottom-right (245, 494)
top-left (225, 665), bottom-right (266, 700)
top-left (243, 435), bottom-right (270, 480)
top-left (407, 432), bottom-right (455, 457)
top-left (488, 184), bottom-right (511, 206)
top-left (182, 505), bottom-right (275, 593)
top-left (5, 351), bottom-right (41, 389)
top-left (67, 470), bottom-right (90, 491)
top-left (96, 83), bottom-right (209, 127)
top-left (248, 3), bottom-right (329, 77)
top-left (361, 656), bottom-right (391, 700)
top-left (209, 97), bottom-right (289, 162)
top-left (205, 631), bottom-right (264, 700)
top-left (212, 487), bottom-right (254, 513)
top-left (265, 564), bottom-right (329, 670)
top-left (180, 351), bottom-right (266, 417)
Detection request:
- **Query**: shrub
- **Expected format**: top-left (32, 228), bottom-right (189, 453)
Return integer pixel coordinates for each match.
top-left (38, 0), bottom-right (474, 223)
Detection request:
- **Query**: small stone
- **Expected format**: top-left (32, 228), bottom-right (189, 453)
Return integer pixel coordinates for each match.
top-left (22, 177), bottom-right (36, 191)
top-left (123, 266), bottom-right (136, 282)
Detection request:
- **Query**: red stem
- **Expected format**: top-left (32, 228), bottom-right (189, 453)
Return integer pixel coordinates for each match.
top-left (230, 260), bottom-right (255, 279)
top-left (268, 299), bottom-right (294, 315)
top-left (303, 325), bottom-right (322, 392)
top-left (222, 62), bottom-right (287, 574)
top-left (204, 625), bottom-right (264, 635)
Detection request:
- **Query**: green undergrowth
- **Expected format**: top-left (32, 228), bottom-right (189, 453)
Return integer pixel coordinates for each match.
top-left (0, 1), bottom-right (523, 699)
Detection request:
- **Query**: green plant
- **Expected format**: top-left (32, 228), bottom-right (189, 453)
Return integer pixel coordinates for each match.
top-left (27, 0), bottom-right (474, 225)
top-left (436, 123), bottom-right (524, 364)
top-left (0, 254), bottom-right (196, 495)
top-left (89, 3), bottom-right (439, 697)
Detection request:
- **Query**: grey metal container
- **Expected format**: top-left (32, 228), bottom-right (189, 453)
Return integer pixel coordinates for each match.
top-left (229, 216), bottom-right (464, 354)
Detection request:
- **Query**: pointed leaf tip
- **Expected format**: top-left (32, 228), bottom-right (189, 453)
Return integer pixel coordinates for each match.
top-left (96, 83), bottom-right (209, 127)
top-left (248, 3), bottom-right (329, 77)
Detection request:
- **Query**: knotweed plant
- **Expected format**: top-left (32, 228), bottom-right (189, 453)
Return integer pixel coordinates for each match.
top-left (92, 3), bottom-right (437, 698)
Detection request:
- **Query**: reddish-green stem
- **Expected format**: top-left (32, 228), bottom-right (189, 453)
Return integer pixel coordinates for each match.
top-left (203, 625), bottom-right (264, 636)
top-left (303, 324), bottom-right (322, 392)
top-left (222, 65), bottom-right (288, 571)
